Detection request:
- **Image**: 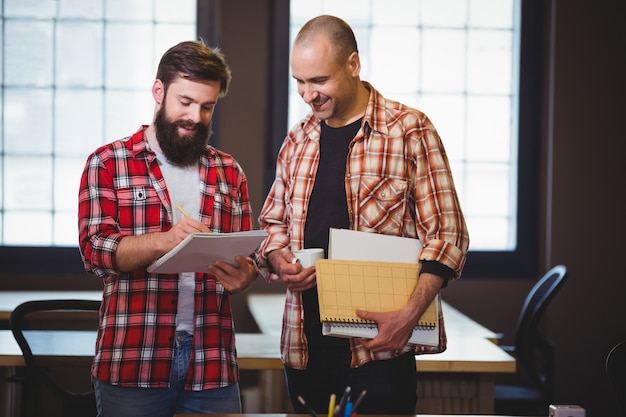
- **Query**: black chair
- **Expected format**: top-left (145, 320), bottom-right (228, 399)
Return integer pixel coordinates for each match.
top-left (10, 299), bottom-right (100, 417)
top-left (606, 340), bottom-right (626, 416)
top-left (494, 264), bottom-right (568, 416)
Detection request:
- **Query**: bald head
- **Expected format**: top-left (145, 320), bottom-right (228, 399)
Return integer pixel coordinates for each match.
top-left (293, 15), bottom-right (358, 64)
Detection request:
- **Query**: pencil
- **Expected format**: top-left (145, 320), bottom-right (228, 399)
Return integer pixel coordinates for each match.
top-left (352, 389), bottom-right (367, 413)
top-left (327, 393), bottom-right (336, 417)
top-left (297, 395), bottom-right (318, 417)
top-left (175, 204), bottom-right (191, 218)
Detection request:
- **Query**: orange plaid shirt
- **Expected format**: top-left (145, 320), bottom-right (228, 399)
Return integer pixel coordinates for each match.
top-left (256, 82), bottom-right (469, 369)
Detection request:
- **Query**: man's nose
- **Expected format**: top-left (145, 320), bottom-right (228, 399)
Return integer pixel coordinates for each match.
top-left (186, 104), bottom-right (203, 123)
top-left (301, 85), bottom-right (319, 104)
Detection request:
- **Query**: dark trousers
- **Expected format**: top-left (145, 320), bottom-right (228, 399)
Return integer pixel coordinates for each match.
top-left (284, 345), bottom-right (417, 415)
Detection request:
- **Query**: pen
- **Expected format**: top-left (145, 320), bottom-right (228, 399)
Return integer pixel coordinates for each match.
top-left (175, 204), bottom-right (191, 218)
top-left (337, 386), bottom-right (351, 414)
top-left (343, 402), bottom-right (352, 417)
top-left (351, 389), bottom-right (367, 414)
top-left (327, 393), bottom-right (336, 417)
top-left (297, 395), bottom-right (318, 417)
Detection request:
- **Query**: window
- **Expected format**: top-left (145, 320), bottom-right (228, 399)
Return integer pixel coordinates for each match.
top-left (285, 0), bottom-right (543, 277)
top-left (0, 0), bottom-right (196, 273)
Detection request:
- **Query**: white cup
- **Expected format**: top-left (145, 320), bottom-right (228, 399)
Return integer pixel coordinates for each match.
top-left (292, 248), bottom-right (324, 268)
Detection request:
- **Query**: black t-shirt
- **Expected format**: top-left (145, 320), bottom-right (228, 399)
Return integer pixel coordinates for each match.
top-left (302, 118), bottom-right (361, 351)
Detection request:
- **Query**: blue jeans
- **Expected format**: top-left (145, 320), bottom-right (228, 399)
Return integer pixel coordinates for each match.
top-left (94, 332), bottom-right (242, 417)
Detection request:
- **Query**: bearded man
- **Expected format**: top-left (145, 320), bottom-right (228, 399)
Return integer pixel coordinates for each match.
top-left (78, 40), bottom-right (257, 417)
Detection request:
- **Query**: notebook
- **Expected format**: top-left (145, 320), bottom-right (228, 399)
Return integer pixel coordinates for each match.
top-left (147, 230), bottom-right (267, 273)
top-left (316, 258), bottom-right (439, 346)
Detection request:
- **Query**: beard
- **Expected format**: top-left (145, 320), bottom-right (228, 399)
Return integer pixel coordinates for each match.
top-left (154, 106), bottom-right (211, 167)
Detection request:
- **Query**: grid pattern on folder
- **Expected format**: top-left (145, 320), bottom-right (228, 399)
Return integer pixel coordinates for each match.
top-left (316, 259), bottom-right (437, 327)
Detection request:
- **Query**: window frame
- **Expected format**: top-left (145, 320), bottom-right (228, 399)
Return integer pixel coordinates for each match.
top-left (0, 0), bottom-right (543, 279)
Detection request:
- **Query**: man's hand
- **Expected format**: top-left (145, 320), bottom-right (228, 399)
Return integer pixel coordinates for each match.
top-left (116, 217), bottom-right (210, 272)
top-left (355, 308), bottom-right (417, 352)
top-left (356, 272), bottom-right (444, 353)
top-left (267, 248), bottom-right (317, 292)
top-left (209, 256), bottom-right (257, 294)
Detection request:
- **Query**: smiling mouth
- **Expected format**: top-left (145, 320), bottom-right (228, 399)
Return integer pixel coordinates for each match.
top-left (178, 124), bottom-right (197, 135)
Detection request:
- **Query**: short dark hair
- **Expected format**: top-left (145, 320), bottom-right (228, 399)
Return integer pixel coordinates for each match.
top-left (295, 15), bottom-right (358, 63)
top-left (156, 40), bottom-right (232, 97)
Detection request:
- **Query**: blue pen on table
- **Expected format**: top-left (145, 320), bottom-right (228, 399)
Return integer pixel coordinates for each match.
top-left (343, 401), bottom-right (352, 417)
top-left (298, 395), bottom-right (318, 417)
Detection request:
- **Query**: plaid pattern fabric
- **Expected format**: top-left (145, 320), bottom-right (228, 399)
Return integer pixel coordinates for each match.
top-left (79, 126), bottom-right (253, 389)
top-left (256, 83), bottom-right (469, 369)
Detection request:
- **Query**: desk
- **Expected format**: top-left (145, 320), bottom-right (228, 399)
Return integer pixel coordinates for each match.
top-left (246, 294), bottom-right (514, 414)
top-left (174, 415), bottom-right (534, 417)
top-left (0, 292), bottom-right (515, 415)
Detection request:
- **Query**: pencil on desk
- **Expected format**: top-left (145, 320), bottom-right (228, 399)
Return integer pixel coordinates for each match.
top-left (352, 389), bottom-right (367, 414)
top-left (327, 393), bottom-right (336, 417)
top-left (297, 395), bottom-right (318, 417)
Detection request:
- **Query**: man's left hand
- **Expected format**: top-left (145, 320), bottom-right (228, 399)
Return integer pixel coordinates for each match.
top-left (208, 256), bottom-right (257, 293)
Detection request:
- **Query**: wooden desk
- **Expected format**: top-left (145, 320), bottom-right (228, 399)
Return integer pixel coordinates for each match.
top-left (246, 294), bottom-right (514, 414)
top-left (0, 292), bottom-right (515, 415)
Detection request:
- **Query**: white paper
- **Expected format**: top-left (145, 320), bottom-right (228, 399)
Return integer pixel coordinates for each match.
top-left (328, 228), bottom-right (423, 262)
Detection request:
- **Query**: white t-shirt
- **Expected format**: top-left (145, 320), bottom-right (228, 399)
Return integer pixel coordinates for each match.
top-left (152, 147), bottom-right (201, 335)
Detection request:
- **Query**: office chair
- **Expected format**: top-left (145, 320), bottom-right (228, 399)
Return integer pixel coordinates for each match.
top-left (10, 299), bottom-right (101, 417)
top-left (494, 264), bottom-right (568, 416)
top-left (606, 340), bottom-right (626, 416)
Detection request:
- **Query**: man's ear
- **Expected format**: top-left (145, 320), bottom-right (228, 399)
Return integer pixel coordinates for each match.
top-left (152, 79), bottom-right (165, 105)
top-left (347, 51), bottom-right (361, 77)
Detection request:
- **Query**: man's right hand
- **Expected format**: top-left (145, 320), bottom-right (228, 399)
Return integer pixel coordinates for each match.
top-left (116, 217), bottom-right (210, 272)
top-left (267, 248), bottom-right (318, 292)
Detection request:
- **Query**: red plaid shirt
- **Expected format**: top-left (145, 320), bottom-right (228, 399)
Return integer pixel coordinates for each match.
top-left (78, 126), bottom-right (254, 389)
top-left (256, 83), bottom-right (470, 369)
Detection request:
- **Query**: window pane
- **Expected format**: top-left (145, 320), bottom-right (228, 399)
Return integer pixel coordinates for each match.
top-left (55, 90), bottom-right (104, 156)
top-left (104, 91), bottom-right (154, 141)
top-left (4, 0), bottom-right (57, 18)
top-left (56, 22), bottom-right (104, 88)
top-left (4, 156), bottom-right (53, 211)
top-left (421, 0), bottom-right (468, 27)
top-left (469, 0), bottom-right (514, 29)
top-left (467, 30), bottom-right (513, 94)
top-left (421, 29), bottom-right (466, 93)
top-left (371, 0), bottom-right (418, 26)
top-left (106, 0), bottom-right (153, 20)
top-left (5, 88), bottom-right (54, 154)
top-left (369, 27), bottom-right (421, 94)
top-left (58, 0), bottom-right (104, 19)
top-left (155, 0), bottom-right (196, 22)
top-left (4, 212), bottom-right (53, 246)
top-left (466, 96), bottom-right (512, 162)
top-left (54, 156), bottom-right (85, 211)
top-left (54, 211), bottom-right (80, 246)
top-left (105, 23), bottom-right (155, 88)
top-left (5, 21), bottom-right (54, 86)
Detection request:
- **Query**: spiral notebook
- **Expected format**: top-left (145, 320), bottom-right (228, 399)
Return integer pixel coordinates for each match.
top-left (315, 258), bottom-right (439, 346)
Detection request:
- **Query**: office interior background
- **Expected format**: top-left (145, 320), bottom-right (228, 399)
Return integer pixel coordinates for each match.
top-left (0, 0), bottom-right (624, 415)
